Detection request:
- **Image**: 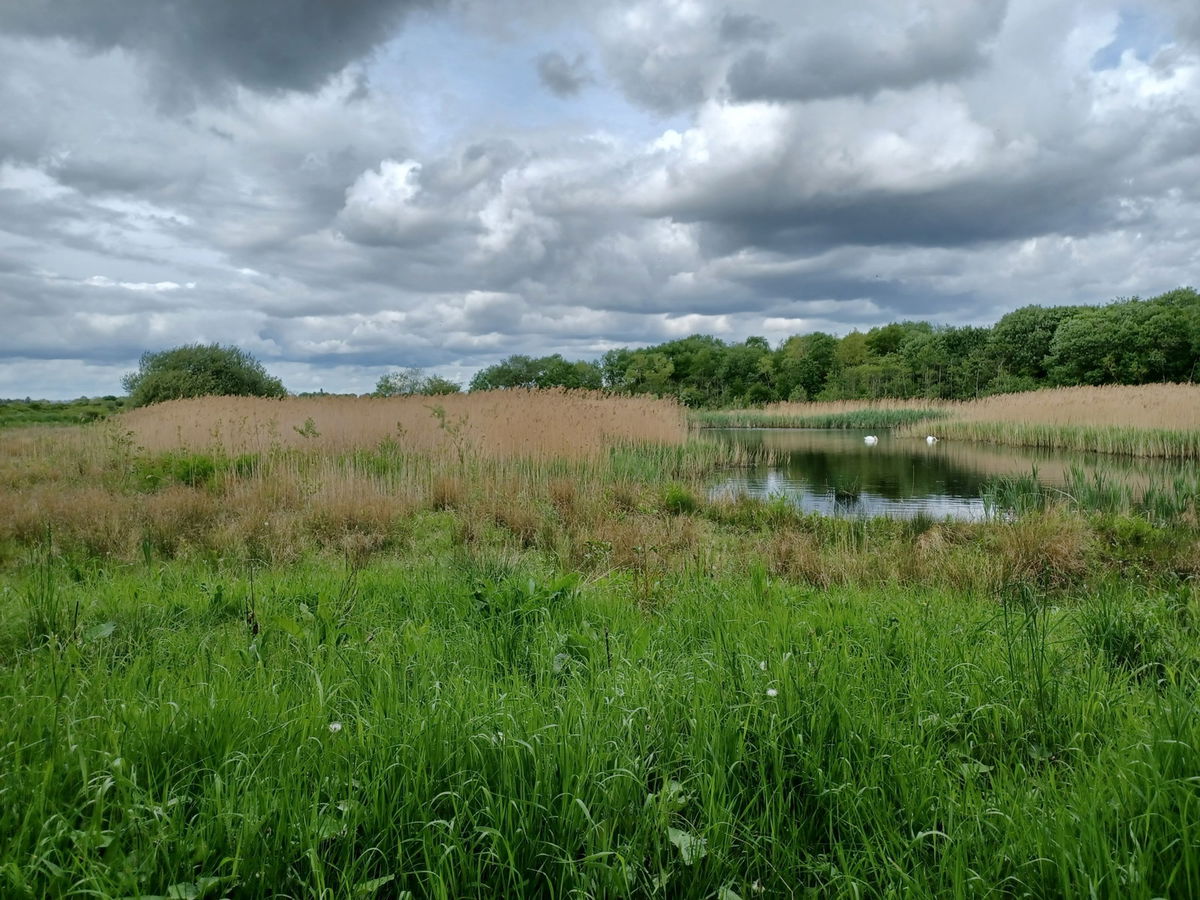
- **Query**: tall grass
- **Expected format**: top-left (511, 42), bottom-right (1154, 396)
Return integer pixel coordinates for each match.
top-left (984, 465), bottom-right (1200, 524)
top-left (693, 407), bottom-right (946, 430)
top-left (118, 388), bottom-right (687, 458)
top-left (918, 420), bottom-right (1200, 459)
top-left (2, 394), bottom-right (1200, 896)
top-left (2, 550), bottom-right (1198, 897)
top-left (944, 383), bottom-right (1200, 429)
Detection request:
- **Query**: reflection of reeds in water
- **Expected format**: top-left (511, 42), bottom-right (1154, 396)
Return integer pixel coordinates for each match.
top-left (829, 474), bottom-right (862, 502)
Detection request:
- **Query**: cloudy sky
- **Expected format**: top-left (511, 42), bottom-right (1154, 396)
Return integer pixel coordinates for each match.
top-left (1, 0), bottom-right (1198, 398)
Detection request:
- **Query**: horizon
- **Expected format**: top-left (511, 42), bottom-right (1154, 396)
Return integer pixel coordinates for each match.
top-left (2, 1), bottom-right (1198, 399)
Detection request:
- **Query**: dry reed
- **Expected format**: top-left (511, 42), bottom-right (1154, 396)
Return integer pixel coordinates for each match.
top-left (116, 389), bottom-right (686, 458)
top-left (769, 384), bottom-right (1200, 431)
top-left (757, 384), bottom-right (1200, 458)
top-left (944, 383), bottom-right (1200, 429)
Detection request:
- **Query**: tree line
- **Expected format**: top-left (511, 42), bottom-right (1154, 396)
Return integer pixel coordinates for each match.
top-left (115, 287), bottom-right (1197, 409)
top-left (469, 287), bottom-right (1200, 406)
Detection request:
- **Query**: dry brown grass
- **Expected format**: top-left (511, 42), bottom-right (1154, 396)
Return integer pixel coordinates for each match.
top-left (985, 511), bottom-right (1092, 590)
top-left (117, 389), bottom-right (686, 458)
top-left (945, 383), bottom-right (1200, 429)
top-left (0, 388), bottom-right (1191, 588)
top-left (772, 384), bottom-right (1200, 430)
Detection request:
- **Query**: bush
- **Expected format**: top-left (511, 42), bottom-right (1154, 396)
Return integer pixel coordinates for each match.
top-left (373, 368), bottom-right (461, 397)
top-left (122, 344), bottom-right (286, 407)
top-left (662, 483), bottom-right (698, 515)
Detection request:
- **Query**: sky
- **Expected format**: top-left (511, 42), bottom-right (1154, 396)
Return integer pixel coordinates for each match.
top-left (1, 0), bottom-right (1198, 399)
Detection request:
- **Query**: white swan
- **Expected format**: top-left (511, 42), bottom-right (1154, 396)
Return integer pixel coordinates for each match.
top-left (864, 435), bottom-right (878, 445)
top-left (926, 435), bottom-right (938, 445)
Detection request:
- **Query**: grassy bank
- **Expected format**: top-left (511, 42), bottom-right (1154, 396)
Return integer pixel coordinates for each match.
top-left (2, 393), bottom-right (1199, 897)
top-left (0, 396), bottom-right (124, 429)
top-left (692, 407), bottom-right (946, 430)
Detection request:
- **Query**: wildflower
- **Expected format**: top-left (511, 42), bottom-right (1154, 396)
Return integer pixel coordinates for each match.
top-left (766, 688), bottom-right (778, 698)
top-left (759, 660), bottom-right (767, 671)
top-left (328, 721), bottom-right (343, 734)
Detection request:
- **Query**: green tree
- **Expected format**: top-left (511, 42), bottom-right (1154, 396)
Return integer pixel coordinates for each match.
top-left (777, 332), bottom-right (838, 401)
top-left (988, 305), bottom-right (1082, 382)
top-left (470, 354), bottom-right (601, 391)
top-left (623, 352), bottom-right (676, 396)
top-left (374, 368), bottom-right (461, 396)
top-left (469, 355), bottom-right (542, 391)
top-left (835, 332), bottom-right (870, 369)
top-left (1046, 291), bottom-right (1199, 386)
top-left (122, 344), bottom-right (286, 407)
top-left (423, 375), bottom-right (464, 395)
top-left (533, 356), bottom-right (603, 390)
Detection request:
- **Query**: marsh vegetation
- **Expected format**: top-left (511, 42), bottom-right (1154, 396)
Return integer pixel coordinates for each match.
top-left (1, 388), bottom-right (1198, 898)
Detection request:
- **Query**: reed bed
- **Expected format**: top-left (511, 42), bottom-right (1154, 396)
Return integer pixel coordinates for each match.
top-left (694, 407), bottom-right (946, 430)
top-left (762, 384), bottom-right (1200, 430)
top-left (984, 466), bottom-right (1200, 524)
top-left (117, 388), bottom-right (687, 458)
top-left (760, 397), bottom-right (951, 416)
top-left (944, 382), bottom-right (1200, 429)
top-left (920, 420), bottom-right (1200, 459)
top-left (894, 384), bottom-right (1200, 459)
top-left (732, 384), bottom-right (1200, 457)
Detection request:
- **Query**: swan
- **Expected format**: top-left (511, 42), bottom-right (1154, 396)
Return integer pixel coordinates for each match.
top-left (926, 435), bottom-right (938, 445)
top-left (863, 435), bottom-right (878, 445)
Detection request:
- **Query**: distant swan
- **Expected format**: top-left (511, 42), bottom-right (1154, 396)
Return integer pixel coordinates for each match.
top-left (926, 435), bottom-right (938, 444)
top-left (864, 435), bottom-right (878, 445)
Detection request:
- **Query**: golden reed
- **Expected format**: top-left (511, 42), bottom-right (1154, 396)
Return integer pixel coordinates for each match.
top-left (768, 383), bottom-right (1200, 429)
top-left (117, 388), bottom-right (687, 458)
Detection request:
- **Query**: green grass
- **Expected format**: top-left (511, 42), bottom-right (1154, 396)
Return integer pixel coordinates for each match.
top-left (0, 397), bottom-right (125, 429)
top-left (693, 408), bottom-right (947, 430)
top-left (984, 466), bottom-right (1200, 524)
top-left (2, 530), bottom-right (1199, 897)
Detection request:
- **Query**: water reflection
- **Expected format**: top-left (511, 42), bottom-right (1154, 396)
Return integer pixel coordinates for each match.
top-left (708, 428), bottom-right (1189, 521)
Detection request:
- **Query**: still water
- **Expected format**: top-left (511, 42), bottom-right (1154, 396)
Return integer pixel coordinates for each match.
top-left (708, 428), bottom-right (1187, 521)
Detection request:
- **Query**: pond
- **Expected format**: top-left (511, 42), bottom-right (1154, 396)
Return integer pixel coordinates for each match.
top-left (708, 428), bottom-right (1190, 521)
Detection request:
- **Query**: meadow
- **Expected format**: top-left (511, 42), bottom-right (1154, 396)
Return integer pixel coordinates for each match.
top-left (2, 389), bottom-right (1199, 898)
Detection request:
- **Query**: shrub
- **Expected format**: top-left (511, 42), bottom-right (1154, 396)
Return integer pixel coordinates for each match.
top-left (662, 483), bottom-right (698, 515)
top-left (122, 344), bottom-right (286, 407)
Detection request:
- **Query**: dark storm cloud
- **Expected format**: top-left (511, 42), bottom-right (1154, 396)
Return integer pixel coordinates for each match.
top-left (725, 1), bottom-right (1008, 102)
top-left (718, 12), bottom-right (774, 44)
top-left (536, 51), bottom-right (594, 97)
top-left (0, 0), bottom-right (436, 107)
top-left (687, 171), bottom-right (1133, 255)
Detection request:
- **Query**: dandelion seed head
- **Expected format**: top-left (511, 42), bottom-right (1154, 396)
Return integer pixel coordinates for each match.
top-left (766, 688), bottom-right (778, 698)
top-left (328, 721), bottom-right (343, 734)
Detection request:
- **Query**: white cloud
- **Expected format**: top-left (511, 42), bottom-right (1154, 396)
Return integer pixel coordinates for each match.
top-left (1, 0), bottom-right (1199, 397)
